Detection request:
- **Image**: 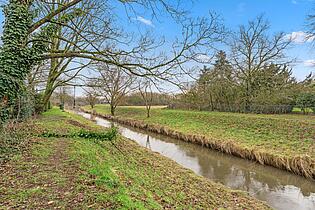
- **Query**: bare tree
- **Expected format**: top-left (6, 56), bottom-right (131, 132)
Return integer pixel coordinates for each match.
top-left (95, 63), bottom-right (135, 116)
top-left (34, 0), bottom-right (226, 86)
top-left (231, 15), bottom-right (291, 110)
top-left (41, 13), bottom-right (225, 86)
top-left (138, 79), bottom-right (154, 118)
top-left (28, 0), bottom-right (111, 110)
top-left (83, 84), bottom-right (100, 109)
top-left (306, 11), bottom-right (315, 42)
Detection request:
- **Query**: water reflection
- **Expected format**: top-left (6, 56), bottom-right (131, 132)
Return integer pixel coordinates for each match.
top-left (146, 136), bottom-right (151, 149)
top-left (78, 112), bottom-right (315, 210)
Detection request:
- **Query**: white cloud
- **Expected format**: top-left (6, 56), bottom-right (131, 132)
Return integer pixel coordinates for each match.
top-left (292, 0), bottom-right (315, 4)
top-left (285, 31), bottom-right (315, 44)
top-left (304, 59), bottom-right (315, 67)
top-left (196, 54), bottom-right (212, 63)
top-left (135, 16), bottom-right (154, 27)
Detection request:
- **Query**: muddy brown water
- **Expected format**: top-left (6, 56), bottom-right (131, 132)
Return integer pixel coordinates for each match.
top-left (77, 112), bottom-right (315, 210)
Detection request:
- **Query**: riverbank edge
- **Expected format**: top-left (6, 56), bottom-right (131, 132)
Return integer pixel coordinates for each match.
top-left (82, 109), bottom-right (315, 180)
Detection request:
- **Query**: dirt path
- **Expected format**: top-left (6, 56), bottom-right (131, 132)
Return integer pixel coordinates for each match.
top-left (0, 138), bottom-right (99, 209)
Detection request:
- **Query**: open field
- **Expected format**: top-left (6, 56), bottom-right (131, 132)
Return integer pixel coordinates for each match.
top-left (0, 108), bottom-right (269, 209)
top-left (83, 105), bottom-right (315, 178)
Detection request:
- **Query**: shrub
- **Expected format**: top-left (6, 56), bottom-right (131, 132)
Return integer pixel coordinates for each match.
top-left (34, 93), bottom-right (44, 114)
top-left (296, 93), bottom-right (315, 114)
top-left (40, 128), bottom-right (118, 142)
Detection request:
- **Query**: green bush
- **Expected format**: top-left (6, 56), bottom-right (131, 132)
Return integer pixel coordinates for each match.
top-left (40, 128), bottom-right (118, 142)
top-left (34, 93), bottom-right (44, 114)
top-left (296, 93), bottom-right (315, 114)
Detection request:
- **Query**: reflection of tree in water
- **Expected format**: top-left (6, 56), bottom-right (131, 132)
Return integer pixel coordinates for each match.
top-left (169, 141), bottom-right (232, 182)
top-left (146, 135), bottom-right (151, 150)
top-left (165, 137), bottom-right (314, 197)
top-left (90, 113), bottom-right (96, 121)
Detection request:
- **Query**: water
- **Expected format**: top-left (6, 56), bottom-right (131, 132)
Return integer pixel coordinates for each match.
top-left (78, 112), bottom-right (315, 210)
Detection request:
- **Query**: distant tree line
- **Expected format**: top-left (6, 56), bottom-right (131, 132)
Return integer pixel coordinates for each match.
top-left (171, 50), bottom-right (314, 114)
top-left (121, 92), bottom-right (172, 107)
top-left (49, 86), bottom-right (172, 113)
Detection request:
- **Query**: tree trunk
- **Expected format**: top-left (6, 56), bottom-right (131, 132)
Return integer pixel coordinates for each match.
top-left (245, 81), bottom-right (251, 112)
top-left (110, 104), bottom-right (115, 116)
top-left (42, 87), bottom-right (54, 111)
top-left (146, 106), bottom-right (150, 118)
top-left (209, 92), bottom-right (214, 111)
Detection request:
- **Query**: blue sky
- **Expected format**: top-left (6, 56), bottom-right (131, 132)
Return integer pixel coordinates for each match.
top-left (127, 0), bottom-right (315, 81)
top-left (200, 0), bottom-right (315, 81)
top-left (0, 0), bottom-right (314, 82)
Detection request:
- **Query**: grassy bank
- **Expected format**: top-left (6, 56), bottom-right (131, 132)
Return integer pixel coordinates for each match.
top-left (82, 105), bottom-right (315, 179)
top-left (0, 107), bottom-right (270, 209)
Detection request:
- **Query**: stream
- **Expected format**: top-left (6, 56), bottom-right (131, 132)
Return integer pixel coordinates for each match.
top-left (77, 111), bottom-right (315, 210)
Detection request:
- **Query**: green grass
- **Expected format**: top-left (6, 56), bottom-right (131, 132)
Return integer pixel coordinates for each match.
top-left (292, 107), bottom-right (314, 114)
top-left (83, 105), bottom-right (315, 159)
top-left (36, 108), bottom-right (102, 134)
top-left (0, 107), bottom-right (270, 209)
top-left (70, 137), bottom-right (158, 209)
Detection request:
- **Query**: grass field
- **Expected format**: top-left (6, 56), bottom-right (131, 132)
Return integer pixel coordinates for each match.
top-left (83, 105), bottom-right (315, 160)
top-left (0, 107), bottom-right (269, 209)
